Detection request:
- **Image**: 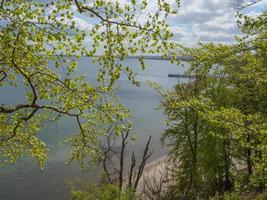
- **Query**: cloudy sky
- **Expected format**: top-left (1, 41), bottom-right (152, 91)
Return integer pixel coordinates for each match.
top-left (38, 0), bottom-right (266, 47)
top-left (167, 0), bottom-right (267, 46)
top-left (70, 0), bottom-right (266, 47)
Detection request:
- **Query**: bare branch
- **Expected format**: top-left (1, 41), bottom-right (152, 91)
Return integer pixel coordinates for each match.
top-left (134, 135), bottom-right (153, 189)
top-left (119, 130), bottom-right (130, 189)
top-left (96, 124), bottom-right (153, 193)
top-left (128, 151), bottom-right (136, 187)
top-left (234, 0), bottom-right (263, 10)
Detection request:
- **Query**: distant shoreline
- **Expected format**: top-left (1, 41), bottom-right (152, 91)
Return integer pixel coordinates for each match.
top-left (52, 55), bottom-right (194, 61)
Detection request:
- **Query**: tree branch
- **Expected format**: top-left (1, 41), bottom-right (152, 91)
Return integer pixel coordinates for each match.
top-left (74, 0), bottom-right (154, 32)
top-left (0, 0), bottom-right (5, 9)
top-left (134, 135), bottom-right (153, 189)
top-left (235, 0), bottom-right (263, 10)
top-left (11, 30), bottom-right (38, 105)
top-left (0, 70), bottom-right (7, 81)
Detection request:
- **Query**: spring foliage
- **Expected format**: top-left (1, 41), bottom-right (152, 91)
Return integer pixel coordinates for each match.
top-left (152, 12), bottom-right (267, 199)
top-left (0, 0), bottom-right (180, 168)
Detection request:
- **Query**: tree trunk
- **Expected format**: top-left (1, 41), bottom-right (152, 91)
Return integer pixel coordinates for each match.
top-left (246, 133), bottom-right (253, 176)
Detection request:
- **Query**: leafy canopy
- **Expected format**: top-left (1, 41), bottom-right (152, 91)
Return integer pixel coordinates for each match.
top-left (152, 12), bottom-right (267, 199)
top-left (0, 0), bottom-right (180, 168)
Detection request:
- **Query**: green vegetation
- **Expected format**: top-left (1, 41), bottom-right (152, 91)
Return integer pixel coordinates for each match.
top-left (72, 182), bottom-right (135, 200)
top-left (152, 11), bottom-right (267, 200)
top-left (1, 0), bottom-right (266, 200)
top-left (0, 0), bottom-right (179, 168)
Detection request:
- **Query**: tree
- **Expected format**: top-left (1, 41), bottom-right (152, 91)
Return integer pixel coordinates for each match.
top-left (153, 11), bottom-right (267, 199)
top-left (71, 123), bottom-right (153, 200)
top-left (0, 0), bottom-right (180, 168)
top-left (96, 123), bottom-right (153, 191)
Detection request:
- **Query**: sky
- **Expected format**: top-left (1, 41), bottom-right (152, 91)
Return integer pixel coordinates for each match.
top-left (69, 0), bottom-right (267, 47)
top-left (168, 0), bottom-right (267, 46)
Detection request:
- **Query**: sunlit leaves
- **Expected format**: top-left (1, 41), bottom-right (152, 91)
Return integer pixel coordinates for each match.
top-left (153, 12), bottom-right (267, 198)
top-left (0, 0), bottom-right (180, 168)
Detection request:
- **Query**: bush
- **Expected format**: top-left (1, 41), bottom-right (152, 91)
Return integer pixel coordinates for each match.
top-left (71, 183), bottom-right (135, 200)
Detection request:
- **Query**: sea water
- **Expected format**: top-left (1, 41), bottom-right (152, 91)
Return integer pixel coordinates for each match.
top-left (0, 58), bottom-right (188, 200)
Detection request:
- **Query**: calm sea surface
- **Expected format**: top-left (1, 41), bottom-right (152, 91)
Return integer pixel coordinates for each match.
top-left (0, 58), bottom-right (187, 200)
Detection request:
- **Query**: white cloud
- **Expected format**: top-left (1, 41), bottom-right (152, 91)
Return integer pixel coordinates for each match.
top-left (204, 13), bottom-right (236, 31)
top-left (54, 0), bottom-right (266, 48)
top-left (197, 31), bottom-right (235, 42)
top-left (72, 16), bottom-right (93, 32)
top-left (167, 0), bottom-right (240, 45)
top-left (170, 26), bottom-right (189, 38)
